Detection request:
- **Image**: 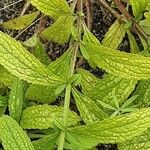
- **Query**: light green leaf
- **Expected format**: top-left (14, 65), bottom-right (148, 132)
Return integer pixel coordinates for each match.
top-left (0, 65), bottom-right (15, 87)
top-left (0, 96), bottom-right (7, 106)
top-left (0, 115), bottom-right (34, 150)
top-left (47, 48), bottom-right (73, 80)
top-left (129, 0), bottom-right (149, 17)
top-left (82, 23), bottom-right (100, 45)
top-left (72, 88), bottom-right (108, 124)
top-left (81, 25), bottom-right (137, 107)
top-left (127, 31), bottom-right (140, 54)
top-left (102, 20), bottom-right (125, 49)
top-left (67, 108), bottom-right (150, 149)
top-left (31, 0), bottom-right (72, 20)
top-left (26, 49), bottom-right (73, 103)
top-left (133, 80), bottom-right (150, 107)
top-left (0, 12), bottom-right (40, 30)
top-left (25, 85), bottom-right (57, 103)
top-left (20, 105), bottom-right (80, 129)
top-left (23, 34), bottom-right (38, 47)
top-left (77, 69), bottom-right (99, 93)
top-left (0, 31), bottom-right (64, 86)
top-left (33, 132), bottom-right (58, 150)
top-left (118, 130), bottom-right (150, 150)
top-left (82, 43), bottom-right (150, 79)
top-left (140, 12), bottom-right (150, 35)
top-left (84, 74), bottom-right (136, 105)
top-left (81, 24), bottom-right (100, 66)
top-left (33, 38), bottom-right (51, 66)
top-left (121, 95), bottom-right (138, 109)
top-left (9, 78), bottom-right (25, 122)
top-left (41, 16), bottom-right (74, 44)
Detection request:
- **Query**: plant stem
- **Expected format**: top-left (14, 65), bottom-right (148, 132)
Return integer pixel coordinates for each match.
top-left (20, 0), bottom-right (31, 16)
top-left (85, 0), bottom-right (92, 30)
top-left (98, 0), bottom-right (126, 22)
top-left (57, 0), bottom-right (83, 149)
top-left (114, 0), bottom-right (148, 42)
top-left (57, 84), bottom-right (72, 150)
top-left (98, 0), bottom-right (148, 42)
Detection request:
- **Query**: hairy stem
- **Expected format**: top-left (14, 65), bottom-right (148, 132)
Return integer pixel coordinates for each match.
top-left (57, 84), bottom-right (72, 150)
top-left (57, 0), bottom-right (83, 149)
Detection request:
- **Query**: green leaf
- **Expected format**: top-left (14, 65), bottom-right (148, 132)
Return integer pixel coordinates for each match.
top-left (47, 48), bottom-right (73, 80)
top-left (0, 96), bottom-right (7, 106)
top-left (129, 0), bottom-right (150, 17)
top-left (0, 65), bottom-right (15, 87)
top-left (118, 130), bottom-right (150, 150)
top-left (23, 34), bottom-right (38, 47)
top-left (81, 24), bottom-right (100, 65)
top-left (41, 16), bottom-right (74, 44)
top-left (33, 38), bottom-right (51, 66)
top-left (127, 31), bottom-right (140, 54)
top-left (140, 12), bottom-right (150, 35)
top-left (81, 25), bottom-right (137, 108)
top-left (0, 115), bottom-right (34, 150)
top-left (67, 108), bottom-right (150, 149)
top-left (0, 31), bottom-right (64, 86)
top-left (98, 101), bottom-right (116, 111)
top-left (72, 88), bottom-right (108, 124)
top-left (31, 0), bottom-right (72, 20)
top-left (0, 12), bottom-right (40, 30)
top-left (77, 69), bottom-right (99, 93)
top-left (121, 95), bottom-right (138, 109)
top-left (81, 26), bottom-right (137, 111)
top-left (9, 78), bottom-right (25, 122)
top-left (102, 20), bottom-right (125, 49)
top-left (32, 132), bottom-right (58, 150)
top-left (133, 80), bottom-right (150, 107)
top-left (26, 49), bottom-right (73, 103)
top-left (20, 105), bottom-right (80, 129)
top-left (82, 23), bottom-right (100, 45)
top-left (84, 74), bottom-right (136, 105)
top-left (82, 43), bottom-right (150, 79)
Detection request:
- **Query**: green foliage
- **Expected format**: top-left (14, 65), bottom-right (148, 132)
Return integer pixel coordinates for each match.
top-left (33, 37), bottom-right (51, 65)
top-left (0, 115), bottom-right (34, 150)
top-left (9, 78), bottom-right (25, 122)
top-left (0, 31), bottom-right (64, 86)
top-left (41, 16), bottom-right (74, 44)
top-left (140, 12), bottom-right (150, 35)
top-left (26, 49), bottom-right (73, 103)
top-left (118, 129), bottom-right (150, 150)
top-left (31, 0), bottom-right (72, 20)
top-left (0, 12), bottom-right (40, 30)
top-left (127, 31), bottom-right (140, 54)
top-left (77, 68), bottom-right (98, 93)
top-left (67, 108), bottom-right (150, 149)
top-left (82, 43), bottom-right (150, 79)
top-left (1, 0), bottom-right (150, 149)
top-left (0, 65), bottom-right (15, 87)
top-left (129, 0), bottom-right (150, 18)
top-left (20, 105), bottom-right (80, 129)
top-left (133, 80), bottom-right (150, 107)
top-left (32, 132), bottom-right (59, 150)
top-left (82, 74), bottom-right (137, 105)
top-left (102, 20), bottom-right (125, 49)
top-left (72, 88), bottom-right (108, 124)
